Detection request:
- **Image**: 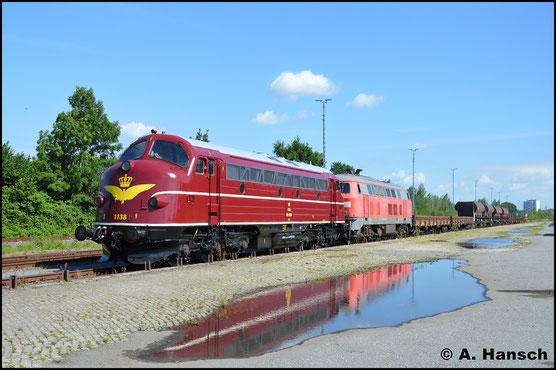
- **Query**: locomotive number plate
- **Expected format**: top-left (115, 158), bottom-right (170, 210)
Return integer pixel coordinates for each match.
top-left (114, 213), bottom-right (128, 221)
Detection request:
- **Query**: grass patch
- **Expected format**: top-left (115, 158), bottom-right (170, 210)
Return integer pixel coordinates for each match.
top-left (2, 237), bottom-right (100, 256)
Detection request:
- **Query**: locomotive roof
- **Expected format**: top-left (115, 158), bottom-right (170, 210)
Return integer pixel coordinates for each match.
top-left (184, 137), bottom-right (333, 174)
top-left (335, 173), bottom-right (405, 190)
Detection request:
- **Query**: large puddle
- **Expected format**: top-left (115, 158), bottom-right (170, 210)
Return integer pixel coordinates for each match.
top-left (149, 259), bottom-right (487, 361)
top-left (507, 231), bottom-right (531, 235)
top-left (459, 238), bottom-right (518, 249)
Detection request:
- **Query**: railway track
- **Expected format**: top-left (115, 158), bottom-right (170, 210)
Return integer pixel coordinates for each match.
top-left (2, 249), bottom-right (103, 270)
top-left (2, 221), bottom-right (523, 289)
top-left (2, 235), bottom-right (76, 243)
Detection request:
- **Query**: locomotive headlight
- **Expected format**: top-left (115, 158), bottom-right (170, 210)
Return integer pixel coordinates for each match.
top-left (149, 194), bottom-right (169, 208)
top-left (94, 194), bottom-right (104, 207)
top-left (121, 160), bottom-right (133, 172)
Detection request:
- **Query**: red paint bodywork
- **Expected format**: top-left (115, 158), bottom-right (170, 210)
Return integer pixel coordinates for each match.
top-left (96, 133), bottom-right (345, 227)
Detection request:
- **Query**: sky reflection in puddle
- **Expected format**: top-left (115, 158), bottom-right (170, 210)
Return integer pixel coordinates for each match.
top-left (507, 231), bottom-right (531, 235)
top-left (460, 238), bottom-right (518, 249)
top-left (150, 259), bottom-right (487, 361)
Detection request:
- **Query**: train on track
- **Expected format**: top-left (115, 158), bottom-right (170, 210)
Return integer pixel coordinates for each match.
top-left (75, 131), bottom-right (522, 265)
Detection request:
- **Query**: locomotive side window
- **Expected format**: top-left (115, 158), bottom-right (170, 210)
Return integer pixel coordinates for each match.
top-left (375, 186), bottom-right (385, 197)
top-left (319, 179), bottom-right (328, 191)
top-left (240, 166), bottom-right (250, 181)
top-left (119, 140), bottom-right (147, 162)
top-left (225, 164), bottom-right (329, 192)
top-left (250, 168), bottom-right (262, 183)
top-left (196, 158), bottom-right (206, 174)
top-left (361, 183), bottom-right (369, 195)
top-left (396, 190), bottom-right (401, 198)
top-left (264, 170), bottom-right (275, 184)
top-left (226, 164), bottom-right (240, 180)
top-left (274, 172), bottom-right (287, 185)
top-left (340, 183), bottom-right (350, 194)
top-left (148, 140), bottom-right (189, 168)
top-left (357, 184), bottom-right (361, 194)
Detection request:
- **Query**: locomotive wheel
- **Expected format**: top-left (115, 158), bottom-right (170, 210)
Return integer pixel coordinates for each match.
top-left (197, 251), bottom-right (213, 263)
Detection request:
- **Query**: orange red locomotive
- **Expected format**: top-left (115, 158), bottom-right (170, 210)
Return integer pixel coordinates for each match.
top-left (75, 132), bottom-right (346, 264)
top-left (336, 173), bottom-right (412, 242)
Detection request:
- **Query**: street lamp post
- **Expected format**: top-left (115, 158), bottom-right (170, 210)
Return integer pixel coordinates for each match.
top-left (315, 99), bottom-right (332, 167)
top-left (450, 168), bottom-right (456, 216)
top-left (473, 180), bottom-right (478, 201)
top-left (409, 148), bottom-right (419, 216)
top-left (491, 187), bottom-right (494, 203)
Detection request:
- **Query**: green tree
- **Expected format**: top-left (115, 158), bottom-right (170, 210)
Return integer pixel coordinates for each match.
top-left (501, 202), bottom-right (517, 215)
top-left (527, 209), bottom-right (554, 221)
top-left (2, 142), bottom-right (93, 238)
top-left (273, 136), bottom-right (323, 167)
top-left (190, 128), bottom-right (209, 142)
top-left (2, 142), bottom-right (36, 187)
top-left (35, 86), bottom-right (121, 207)
top-left (330, 161), bottom-right (355, 174)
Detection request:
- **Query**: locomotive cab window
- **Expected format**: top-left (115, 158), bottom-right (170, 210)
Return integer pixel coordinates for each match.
top-left (208, 160), bottom-right (215, 175)
top-left (340, 183), bottom-right (351, 194)
top-left (196, 158), bottom-right (207, 174)
top-left (119, 140), bottom-right (147, 162)
top-left (148, 140), bottom-right (189, 168)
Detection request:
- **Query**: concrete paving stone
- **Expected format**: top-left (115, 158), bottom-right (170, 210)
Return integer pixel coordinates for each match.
top-left (2, 222), bottom-right (551, 367)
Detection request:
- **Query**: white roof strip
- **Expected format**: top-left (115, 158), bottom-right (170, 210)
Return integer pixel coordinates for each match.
top-left (185, 138), bottom-right (331, 174)
top-left (336, 173), bottom-right (404, 190)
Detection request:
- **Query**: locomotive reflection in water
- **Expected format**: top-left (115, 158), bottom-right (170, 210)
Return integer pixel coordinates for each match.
top-left (150, 259), bottom-right (487, 360)
top-left (152, 263), bottom-right (412, 360)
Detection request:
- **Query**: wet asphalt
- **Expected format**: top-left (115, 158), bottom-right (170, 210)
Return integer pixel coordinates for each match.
top-left (50, 222), bottom-right (554, 368)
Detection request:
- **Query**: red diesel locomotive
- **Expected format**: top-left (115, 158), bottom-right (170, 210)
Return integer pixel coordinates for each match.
top-left (75, 131), bottom-right (346, 264)
top-left (336, 173), bottom-right (412, 242)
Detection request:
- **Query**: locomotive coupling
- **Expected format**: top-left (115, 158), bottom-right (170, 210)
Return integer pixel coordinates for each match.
top-left (125, 228), bottom-right (148, 243)
top-left (75, 226), bottom-right (93, 241)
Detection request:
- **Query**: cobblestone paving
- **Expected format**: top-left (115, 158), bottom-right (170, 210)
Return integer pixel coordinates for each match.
top-left (2, 223), bottom-right (541, 367)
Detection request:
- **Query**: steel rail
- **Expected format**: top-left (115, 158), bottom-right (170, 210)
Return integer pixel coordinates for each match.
top-left (2, 249), bottom-right (103, 271)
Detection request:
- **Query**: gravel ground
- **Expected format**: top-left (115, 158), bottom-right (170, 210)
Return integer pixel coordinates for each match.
top-left (1, 222), bottom-right (547, 367)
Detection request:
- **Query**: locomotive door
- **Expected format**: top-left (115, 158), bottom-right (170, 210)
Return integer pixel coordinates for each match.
top-left (329, 179), bottom-right (335, 223)
top-left (207, 158), bottom-right (221, 226)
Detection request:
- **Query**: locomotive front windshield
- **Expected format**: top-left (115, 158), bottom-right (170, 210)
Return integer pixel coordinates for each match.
top-left (119, 140), bottom-right (147, 162)
top-left (148, 140), bottom-right (189, 168)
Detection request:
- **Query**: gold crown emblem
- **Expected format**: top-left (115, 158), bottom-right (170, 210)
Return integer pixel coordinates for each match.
top-left (119, 174), bottom-right (133, 188)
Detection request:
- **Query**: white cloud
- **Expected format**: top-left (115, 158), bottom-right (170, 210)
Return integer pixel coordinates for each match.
top-left (295, 109), bottom-right (309, 120)
top-left (509, 183), bottom-right (528, 191)
top-left (269, 70), bottom-right (339, 100)
top-left (508, 164), bottom-right (553, 181)
top-left (479, 175), bottom-right (495, 185)
top-left (251, 110), bottom-right (288, 125)
top-left (412, 143), bottom-right (428, 150)
top-left (346, 93), bottom-right (384, 108)
top-left (391, 169), bottom-right (425, 185)
top-left (120, 121), bottom-right (156, 140)
top-left (415, 172), bottom-right (426, 184)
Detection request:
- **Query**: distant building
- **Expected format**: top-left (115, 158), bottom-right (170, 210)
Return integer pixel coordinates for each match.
top-left (523, 200), bottom-right (540, 215)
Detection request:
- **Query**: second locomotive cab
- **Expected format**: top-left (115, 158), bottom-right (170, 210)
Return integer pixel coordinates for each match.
top-left (75, 132), bottom-right (347, 264)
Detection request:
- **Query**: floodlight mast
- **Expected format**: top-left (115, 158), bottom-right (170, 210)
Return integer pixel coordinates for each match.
top-left (408, 148), bottom-right (419, 216)
top-left (315, 99), bottom-right (332, 167)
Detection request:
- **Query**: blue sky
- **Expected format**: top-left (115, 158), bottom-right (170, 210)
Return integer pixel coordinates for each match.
top-left (2, 2), bottom-right (554, 209)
